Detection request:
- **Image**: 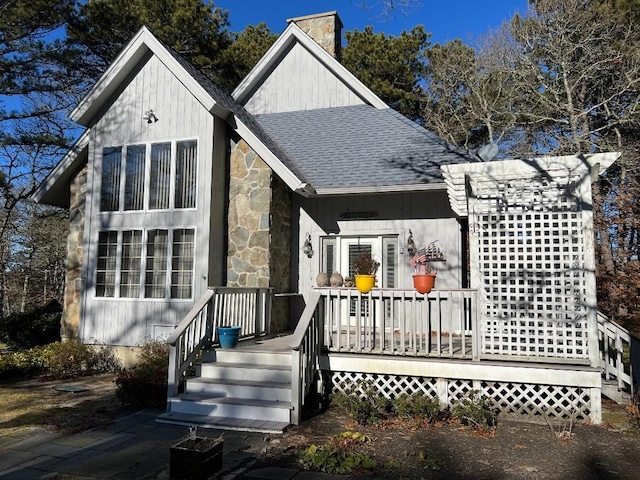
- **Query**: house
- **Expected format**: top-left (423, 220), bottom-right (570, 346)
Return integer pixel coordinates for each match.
top-left (34, 11), bottom-right (635, 432)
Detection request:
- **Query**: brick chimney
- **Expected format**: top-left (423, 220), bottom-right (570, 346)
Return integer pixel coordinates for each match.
top-left (288, 11), bottom-right (343, 60)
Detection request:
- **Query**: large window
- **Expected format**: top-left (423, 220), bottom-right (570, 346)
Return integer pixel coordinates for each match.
top-left (100, 140), bottom-right (197, 212)
top-left (96, 228), bottom-right (195, 299)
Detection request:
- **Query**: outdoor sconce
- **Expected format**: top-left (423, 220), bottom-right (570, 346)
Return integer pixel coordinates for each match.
top-left (406, 229), bottom-right (417, 257)
top-left (302, 233), bottom-right (314, 258)
top-left (143, 109), bottom-right (158, 123)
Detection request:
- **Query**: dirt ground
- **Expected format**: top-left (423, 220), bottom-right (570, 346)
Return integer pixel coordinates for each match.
top-left (2, 374), bottom-right (640, 479)
top-left (256, 401), bottom-right (640, 480)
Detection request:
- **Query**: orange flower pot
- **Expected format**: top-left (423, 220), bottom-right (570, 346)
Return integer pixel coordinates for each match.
top-left (413, 274), bottom-right (436, 294)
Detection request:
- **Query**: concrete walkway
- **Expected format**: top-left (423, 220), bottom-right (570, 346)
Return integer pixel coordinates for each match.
top-left (0, 409), bottom-right (330, 479)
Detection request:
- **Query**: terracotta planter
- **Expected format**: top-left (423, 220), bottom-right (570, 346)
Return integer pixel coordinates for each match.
top-left (217, 326), bottom-right (241, 348)
top-left (170, 437), bottom-right (223, 480)
top-left (354, 274), bottom-right (376, 294)
top-left (413, 274), bottom-right (436, 294)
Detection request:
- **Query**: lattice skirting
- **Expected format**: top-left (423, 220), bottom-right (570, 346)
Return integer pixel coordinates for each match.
top-left (326, 370), bottom-right (593, 420)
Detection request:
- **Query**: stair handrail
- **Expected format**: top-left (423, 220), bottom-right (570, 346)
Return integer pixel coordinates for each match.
top-left (166, 287), bottom-right (273, 399)
top-left (597, 311), bottom-right (638, 397)
top-left (289, 290), bottom-right (323, 425)
top-left (166, 289), bottom-right (215, 398)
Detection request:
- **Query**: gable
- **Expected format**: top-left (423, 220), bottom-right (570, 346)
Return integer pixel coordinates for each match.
top-left (234, 23), bottom-right (386, 115)
top-left (243, 41), bottom-right (366, 114)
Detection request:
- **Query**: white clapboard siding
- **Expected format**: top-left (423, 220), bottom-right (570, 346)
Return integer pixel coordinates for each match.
top-left (245, 42), bottom-right (366, 115)
top-left (80, 54), bottom-right (224, 347)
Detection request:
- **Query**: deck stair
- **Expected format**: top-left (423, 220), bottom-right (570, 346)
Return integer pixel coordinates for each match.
top-left (157, 336), bottom-right (294, 433)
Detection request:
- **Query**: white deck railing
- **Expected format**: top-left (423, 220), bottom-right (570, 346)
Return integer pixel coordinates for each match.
top-left (598, 312), bottom-right (637, 396)
top-left (166, 287), bottom-right (272, 397)
top-left (289, 291), bottom-right (323, 425)
top-left (318, 288), bottom-right (479, 360)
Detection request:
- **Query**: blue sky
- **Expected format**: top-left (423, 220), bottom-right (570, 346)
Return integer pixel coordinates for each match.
top-left (216, 0), bottom-right (529, 45)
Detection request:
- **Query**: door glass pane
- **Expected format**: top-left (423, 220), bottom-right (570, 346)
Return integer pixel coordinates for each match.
top-left (175, 141), bottom-right (197, 209)
top-left (149, 143), bottom-right (171, 210)
top-left (145, 229), bottom-right (168, 298)
top-left (124, 145), bottom-right (146, 210)
top-left (96, 231), bottom-right (118, 297)
top-left (348, 244), bottom-right (372, 277)
top-left (100, 147), bottom-right (122, 211)
top-left (120, 230), bottom-right (142, 297)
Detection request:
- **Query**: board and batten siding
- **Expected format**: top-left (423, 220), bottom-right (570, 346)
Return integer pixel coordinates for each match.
top-left (293, 190), bottom-right (462, 302)
top-left (80, 54), bottom-right (226, 346)
top-left (244, 42), bottom-right (366, 115)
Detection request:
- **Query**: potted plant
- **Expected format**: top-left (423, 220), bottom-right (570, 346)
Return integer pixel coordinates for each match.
top-left (410, 240), bottom-right (443, 294)
top-left (217, 325), bottom-right (241, 348)
top-left (353, 252), bottom-right (380, 294)
top-left (170, 427), bottom-right (224, 480)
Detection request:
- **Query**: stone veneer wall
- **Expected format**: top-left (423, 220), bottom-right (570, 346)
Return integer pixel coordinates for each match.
top-left (61, 164), bottom-right (87, 340)
top-left (227, 138), bottom-right (292, 332)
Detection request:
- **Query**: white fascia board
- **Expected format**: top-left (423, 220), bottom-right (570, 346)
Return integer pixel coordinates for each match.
top-left (32, 129), bottom-right (90, 207)
top-left (72, 27), bottom-right (223, 126)
top-left (232, 23), bottom-right (387, 109)
top-left (441, 152), bottom-right (621, 180)
top-left (314, 183), bottom-right (447, 196)
top-left (234, 118), bottom-right (314, 195)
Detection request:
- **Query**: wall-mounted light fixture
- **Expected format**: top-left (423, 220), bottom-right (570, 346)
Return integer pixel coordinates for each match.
top-left (406, 229), bottom-right (417, 257)
top-left (302, 233), bottom-right (314, 258)
top-left (143, 109), bottom-right (158, 123)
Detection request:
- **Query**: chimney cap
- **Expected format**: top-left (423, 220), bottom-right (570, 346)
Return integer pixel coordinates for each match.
top-left (286, 11), bottom-right (343, 29)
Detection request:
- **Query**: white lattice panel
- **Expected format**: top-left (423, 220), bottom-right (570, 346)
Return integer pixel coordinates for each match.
top-left (481, 381), bottom-right (590, 419)
top-left (328, 371), bottom-right (592, 420)
top-left (472, 175), bottom-right (590, 359)
top-left (329, 371), bottom-right (438, 399)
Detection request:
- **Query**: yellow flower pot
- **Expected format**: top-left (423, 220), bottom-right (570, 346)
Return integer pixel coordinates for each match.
top-left (354, 274), bottom-right (375, 294)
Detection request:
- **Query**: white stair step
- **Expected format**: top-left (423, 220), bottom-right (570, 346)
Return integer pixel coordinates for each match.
top-left (199, 362), bottom-right (291, 383)
top-left (156, 412), bottom-right (289, 434)
top-left (186, 377), bottom-right (292, 402)
top-left (204, 349), bottom-right (292, 367)
top-left (168, 394), bottom-right (291, 422)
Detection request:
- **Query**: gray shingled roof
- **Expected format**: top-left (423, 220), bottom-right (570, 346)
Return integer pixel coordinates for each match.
top-left (255, 105), bottom-right (474, 191)
top-left (161, 33), bottom-right (474, 192)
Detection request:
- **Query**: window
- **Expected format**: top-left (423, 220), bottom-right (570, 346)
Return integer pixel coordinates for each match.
top-left (171, 229), bottom-right (195, 299)
top-left (96, 231), bottom-right (118, 296)
top-left (100, 148), bottom-right (122, 211)
top-left (95, 228), bottom-right (195, 300)
top-left (145, 230), bottom-right (168, 298)
top-left (100, 140), bottom-right (197, 212)
top-left (120, 230), bottom-right (143, 297)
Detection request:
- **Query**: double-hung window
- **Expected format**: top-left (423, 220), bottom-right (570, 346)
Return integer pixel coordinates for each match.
top-left (95, 228), bottom-right (195, 299)
top-left (100, 140), bottom-right (197, 212)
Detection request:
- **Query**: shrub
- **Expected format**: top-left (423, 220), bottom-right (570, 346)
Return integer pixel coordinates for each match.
top-left (115, 340), bottom-right (169, 408)
top-left (332, 382), bottom-right (392, 425)
top-left (0, 341), bottom-right (121, 380)
top-left (451, 391), bottom-right (497, 432)
top-left (0, 347), bottom-right (48, 379)
top-left (392, 393), bottom-right (442, 421)
top-left (0, 300), bottom-right (62, 349)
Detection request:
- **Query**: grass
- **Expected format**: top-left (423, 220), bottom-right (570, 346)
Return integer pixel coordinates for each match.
top-left (0, 373), bottom-right (121, 435)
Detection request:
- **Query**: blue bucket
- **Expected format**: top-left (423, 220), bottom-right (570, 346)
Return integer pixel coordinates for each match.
top-left (217, 326), bottom-right (241, 348)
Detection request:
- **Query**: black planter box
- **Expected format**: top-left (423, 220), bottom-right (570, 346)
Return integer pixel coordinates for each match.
top-left (170, 437), bottom-right (223, 480)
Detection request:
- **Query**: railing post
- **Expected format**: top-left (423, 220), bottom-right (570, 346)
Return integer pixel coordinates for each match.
top-left (472, 289), bottom-right (481, 361)
top-left (167, 345), bottom-right (179, 401)
top-left (291, 348), bottom-right (302, 425)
